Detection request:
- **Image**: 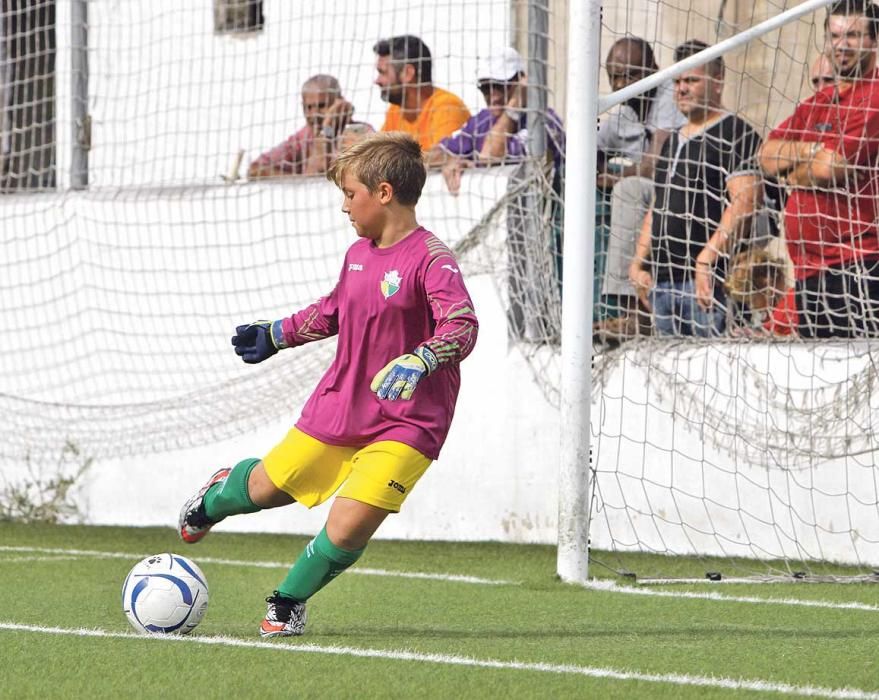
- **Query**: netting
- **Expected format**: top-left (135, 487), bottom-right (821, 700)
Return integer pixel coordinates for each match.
top-left (587, 0), bottom-right (879, 577)
top-left (0, 0), bottom-right (564, 455)
top-left (4, 0), bottom-right (879, 577)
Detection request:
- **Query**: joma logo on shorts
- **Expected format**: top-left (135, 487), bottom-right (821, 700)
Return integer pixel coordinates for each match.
top-left (388, 480), bottom-right (406, 494)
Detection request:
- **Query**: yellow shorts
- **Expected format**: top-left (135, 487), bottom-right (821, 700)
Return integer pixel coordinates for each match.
top-left (262, 427), bottom-right (432, 512)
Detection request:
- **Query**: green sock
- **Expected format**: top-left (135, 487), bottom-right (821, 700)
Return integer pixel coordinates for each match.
top-left (202, 458), bottom-right (261, 521)
top-left (277, 527), bottom-right (364, 601)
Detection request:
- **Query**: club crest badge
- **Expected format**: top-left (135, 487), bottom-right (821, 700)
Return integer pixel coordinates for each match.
top-left (380, 270), bottom-right (402, 299)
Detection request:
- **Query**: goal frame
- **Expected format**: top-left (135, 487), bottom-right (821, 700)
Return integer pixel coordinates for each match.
top-left (557, 0), bottom-right (839, 585)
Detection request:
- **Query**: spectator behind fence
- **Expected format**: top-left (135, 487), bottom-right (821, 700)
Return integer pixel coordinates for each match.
top-left (428, 47), bottom-right (565, 343)
top-left (248, 75), bottom-right (372, 179)
top-left (628, 40), bottom-right (763, 337)
top-left (374, 35), bottom-right (470, 151)
top-left (759, 0), bottom-right (879, 338)
top-left (427, 46), bottom-right (565, 194)
top-left (593, 36), bottom-right (687, 343)
top-left (725, 248), bottom-right (798, 336)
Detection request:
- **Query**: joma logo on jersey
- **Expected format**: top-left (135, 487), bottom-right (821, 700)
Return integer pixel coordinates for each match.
top-left (380, 270), bottom-right (402, 299)
top-left (388, 480), bottom-right (406, 494)
top-left (348, 263), bottom-right (363, 272)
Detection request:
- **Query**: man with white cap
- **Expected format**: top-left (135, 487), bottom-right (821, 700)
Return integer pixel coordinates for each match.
top-left (427, 46), bottom-right (565, 193)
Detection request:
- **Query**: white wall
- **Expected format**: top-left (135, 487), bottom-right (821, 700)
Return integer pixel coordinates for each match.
top-left (80, 271), bottom-right (563, 544)
top-left (53, 0), bottom-right (515, 189)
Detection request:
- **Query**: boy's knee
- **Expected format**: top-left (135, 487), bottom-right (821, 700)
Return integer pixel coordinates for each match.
top-left (248, 463), bottom-right (294, 508)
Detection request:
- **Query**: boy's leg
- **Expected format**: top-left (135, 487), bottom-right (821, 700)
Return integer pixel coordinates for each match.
top-left (179, 458), bottom-right (293, 544)
top-left (261, 441), bottom-right (430, 638)
top-left (260, 499), bottom-right (387, 638)
top-left (281, 498), bottom-right (387, 596)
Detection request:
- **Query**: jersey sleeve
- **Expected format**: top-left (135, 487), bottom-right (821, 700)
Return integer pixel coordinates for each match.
top-left (419, 244), bottom-right (479, 369)
top-left (278, 288), bottom-right (340, 347)
top-left (278, 263), bottom-right (342, 347)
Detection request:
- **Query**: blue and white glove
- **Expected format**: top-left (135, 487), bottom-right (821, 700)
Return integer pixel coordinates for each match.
top-left (231, 320), bottom-right (285, 364)
top-left (370, 346), bottom-right (439, 400)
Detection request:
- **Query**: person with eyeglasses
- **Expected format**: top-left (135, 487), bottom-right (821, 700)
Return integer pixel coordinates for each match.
top-left (760, 0), bottom-right (879, 338)
top-left (248, 74), bottom-right (373, 179)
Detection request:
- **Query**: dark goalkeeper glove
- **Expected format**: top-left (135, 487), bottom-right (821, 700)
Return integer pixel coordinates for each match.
top-left (370, 346), bottom-right (439, 400)
top-left (231, 320), bottom-right (285, 364)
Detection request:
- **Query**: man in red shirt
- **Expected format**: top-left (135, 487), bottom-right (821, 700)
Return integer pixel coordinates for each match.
top-left (760, 0), bottom-right (879, 338)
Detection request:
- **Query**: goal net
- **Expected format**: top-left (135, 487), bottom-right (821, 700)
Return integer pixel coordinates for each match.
top-left (0, 2), bottom-right (563, 493)
top-left (3, 0), bottom-right (879, 581)
top-left (585, 0), bottom-right (879, 581)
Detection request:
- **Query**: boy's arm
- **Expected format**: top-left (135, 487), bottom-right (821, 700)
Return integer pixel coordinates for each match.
top-left (231, 287), bottom-right (340, 364)
top-left (419, 256), bottom-right (479, 367)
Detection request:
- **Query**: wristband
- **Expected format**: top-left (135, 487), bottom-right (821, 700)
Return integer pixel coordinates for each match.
top-left (321, 125), bottom-right (335, 140)
top-left (270, 320), bottom-right (289, 349)
top-left (413, 345), bottom-right (439, 375)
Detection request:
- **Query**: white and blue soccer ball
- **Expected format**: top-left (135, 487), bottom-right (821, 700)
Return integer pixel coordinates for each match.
top-left (122, 553), bottom-right (209, 635)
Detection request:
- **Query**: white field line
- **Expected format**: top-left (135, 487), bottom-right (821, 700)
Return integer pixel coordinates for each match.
top-left (0, 622), bottom-right (879, 700)
top-left (587, 580), bottom-right (879, 612)
top-left (0, 545), bottom-right (513, 586)
top-left (0, 622), bottom-right (876, 699)
top-left (3, 545), bottom-right (878, 612)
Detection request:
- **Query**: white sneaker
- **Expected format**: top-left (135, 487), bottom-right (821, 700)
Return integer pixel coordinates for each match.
top-left (178, 468), bottom-right (230, 544)
top-left (259, 592), bottom-right (307, 637)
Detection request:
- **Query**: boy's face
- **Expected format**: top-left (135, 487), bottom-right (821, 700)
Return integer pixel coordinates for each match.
top-left (340, 172), bottom-right (387, 239)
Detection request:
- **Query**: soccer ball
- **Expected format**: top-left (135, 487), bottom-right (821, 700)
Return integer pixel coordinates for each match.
top-left (122, 553), bottom-right (209, 635)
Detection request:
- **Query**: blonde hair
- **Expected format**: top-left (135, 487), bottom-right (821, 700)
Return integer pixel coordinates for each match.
top-left (326, 131), bottom-right (427, 205)
top-left (725, 248), bottom-right (787, 305)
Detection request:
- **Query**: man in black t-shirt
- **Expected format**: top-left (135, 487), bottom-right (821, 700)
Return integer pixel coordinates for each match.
top-left (628, 40), bottom-right (763, 337)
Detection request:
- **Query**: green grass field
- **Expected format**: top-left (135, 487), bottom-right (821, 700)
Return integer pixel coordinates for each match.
top-left (2, 522), bottom-right (878, 699)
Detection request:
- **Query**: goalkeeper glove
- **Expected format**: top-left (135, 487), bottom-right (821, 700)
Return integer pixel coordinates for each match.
top-left (231, 320), bottom-right (285, 364)
top-left (370, 346), bottom-right (439, 401)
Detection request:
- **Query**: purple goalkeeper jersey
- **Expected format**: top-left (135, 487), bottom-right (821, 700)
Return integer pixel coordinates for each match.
top-left (277, 227), bottom-right (479, 459)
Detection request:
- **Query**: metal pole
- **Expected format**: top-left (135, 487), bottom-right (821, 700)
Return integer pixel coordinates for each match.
top-left (527, 0), bottom-right (547, 158)
top-left (557, 0), bottom-right (600, 586)
top-left (71, 0), bottom-right (89, 189)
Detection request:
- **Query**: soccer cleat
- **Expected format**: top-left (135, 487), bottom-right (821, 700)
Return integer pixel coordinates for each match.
top-left (259, 591), bottom-right (307, 637)
top-left (178, 467), bottom-right (231, 544)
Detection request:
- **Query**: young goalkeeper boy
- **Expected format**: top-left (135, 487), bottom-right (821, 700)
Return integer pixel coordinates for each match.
top-left (178, 131), bottom-right (479, 637)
